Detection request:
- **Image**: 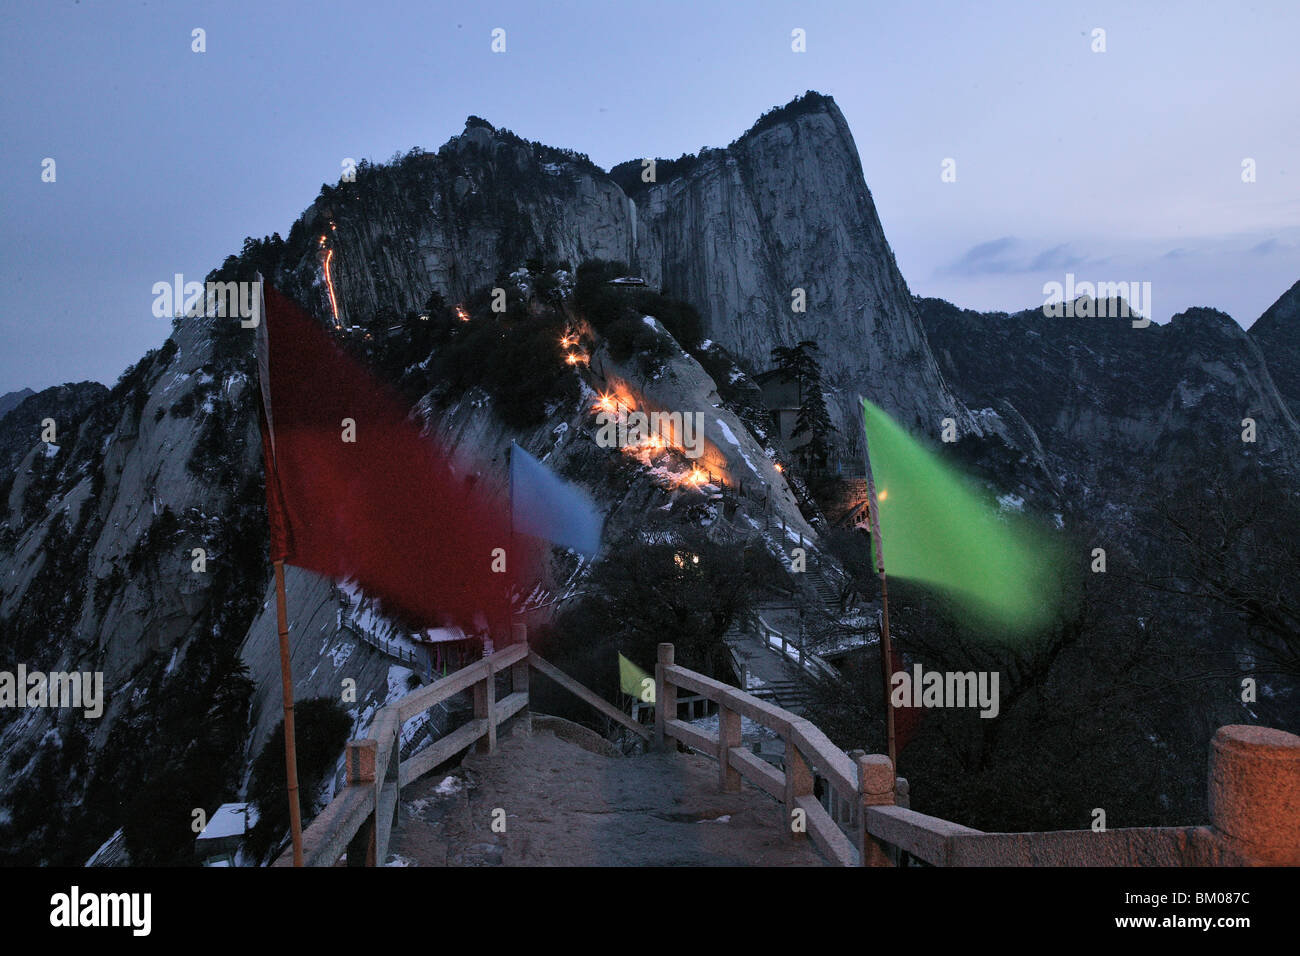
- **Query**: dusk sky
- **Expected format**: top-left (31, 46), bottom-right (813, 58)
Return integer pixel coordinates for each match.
top-left (3, 0), bottom-right (1297, 395)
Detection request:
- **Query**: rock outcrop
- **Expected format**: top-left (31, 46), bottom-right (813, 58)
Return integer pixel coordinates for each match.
top-left (0, 387), bottom-right (36, 422)
top-left (289, 122), bottom-right (637, 328)
top-left (1249, 279), bottom-right (1300, 419)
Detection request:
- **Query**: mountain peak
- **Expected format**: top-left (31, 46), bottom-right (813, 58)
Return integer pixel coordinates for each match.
top-left (1248, 278), bottom-right (1300, 416)
top-left (608, 92), bottom-right (844, 197)
top-left (1169, 306), bottom-right (1241, 337)
top-left (1251, 278), bottom-right (1300, 337)
top-left (0, 387), bottom-right (35, 421)
top-left (731, 91), bottom-right (839, 145)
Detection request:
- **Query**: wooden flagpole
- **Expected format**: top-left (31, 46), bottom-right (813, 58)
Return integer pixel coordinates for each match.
top-left (860, 400), bottom-right (897, 771)
top-left (274, 559), bottom-right (305, 866)
top-left (507, 442), bottom-right (516, 647)
top-left (256, 273), bottom-right (304, 866)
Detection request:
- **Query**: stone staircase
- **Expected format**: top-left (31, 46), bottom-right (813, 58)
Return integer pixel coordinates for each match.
top-left (750, 679), bottom-right (815, 715)
top-left (810, 568), bottom-right (839, 607)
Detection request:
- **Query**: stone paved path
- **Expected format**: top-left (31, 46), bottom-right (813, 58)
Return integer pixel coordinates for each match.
top-left (387, 717), bottom-right (826, 866)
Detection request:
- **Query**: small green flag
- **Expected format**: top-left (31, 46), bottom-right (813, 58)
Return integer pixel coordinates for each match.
top-left (619, 653), bottom-right (655, 703)
top-left (861, 398), bottom-right (1061, 635)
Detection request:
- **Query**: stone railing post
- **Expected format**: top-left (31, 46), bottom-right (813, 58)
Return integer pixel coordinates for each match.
top-left (511, 632), bottom-right (531, 734)
top-left (474, 659), bottom-right (497, 754)
top-left (718, 702), bottom-right (741, 793)
top-left (346, 738), bottom-right (377, 785)
top-left (784, 744), bottom-right (813, 842)
top-left (857, 754), bottom-right (896, 866)
top-left (1208, 725), bottom-right (1300, 865)
top-left (654, 643), bottom-right (675, 751)
top-left (345, 739), bottom-right (377, 867)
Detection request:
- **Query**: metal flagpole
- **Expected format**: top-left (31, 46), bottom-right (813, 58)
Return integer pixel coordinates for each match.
top-left (860, 399), bottom-right (897, 771)
top-left (256, 273), bottom-right (304, 866)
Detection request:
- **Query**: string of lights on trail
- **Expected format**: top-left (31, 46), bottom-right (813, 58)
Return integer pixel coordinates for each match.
top-left (319, 220), bottom-right (341, 328)
top-left (320, 257), bottom-right (715, 491)
top-left (592, 390), bottom-right (709, 489)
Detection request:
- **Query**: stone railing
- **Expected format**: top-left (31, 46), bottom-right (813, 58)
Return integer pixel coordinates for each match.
top-left (277, 635), bottom-right (1298, 867)
top-left (863, 725), bottom-right (1300, 866)
top-left (654, 642), bottom-right (1300, 867)
top-left (655, 642), bottom-right (874, 864)
top-left (273, 639), bottom-right (650, 867)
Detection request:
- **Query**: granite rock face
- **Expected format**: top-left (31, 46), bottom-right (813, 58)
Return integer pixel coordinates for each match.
top-left (290, 124), bottom-right (638, 328)
top-left (294, 95), bottom-right (971, 455)
top-left (1249, 279), bottom-right (1300, 418)
top-left (625, 95), bottom-right (969, 449)
top-left (0, 314), bottom-right (259, 763)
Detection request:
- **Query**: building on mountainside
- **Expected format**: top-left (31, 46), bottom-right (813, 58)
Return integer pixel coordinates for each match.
top-left (756, 368), bottom-right (811, 457)
top-left (418, 626), bottom-right (481, 679)
top-left (195, 803), bottom-right (257, 866)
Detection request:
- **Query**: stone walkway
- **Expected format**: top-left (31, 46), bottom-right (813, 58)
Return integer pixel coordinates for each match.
top-left (387, 717), bottom-right (826, 866)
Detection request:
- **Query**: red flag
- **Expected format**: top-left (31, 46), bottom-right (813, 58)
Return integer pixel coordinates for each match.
top-left (256, 283), bottom-right (520, 634)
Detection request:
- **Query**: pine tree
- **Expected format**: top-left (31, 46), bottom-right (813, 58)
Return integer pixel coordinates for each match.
top-left (793, 385), bottom-right (835, 472)
top-left (771, 340), bottom-right (836, 473)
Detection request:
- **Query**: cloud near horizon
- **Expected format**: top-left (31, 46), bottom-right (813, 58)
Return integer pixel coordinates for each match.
top-left (942, 238), bottom-right (1088, 277)
top-left (913, 229), bottom-right (1300, 328)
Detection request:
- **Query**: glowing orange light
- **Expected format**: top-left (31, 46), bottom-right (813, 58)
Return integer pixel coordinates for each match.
top-left (774, 463), bottom-right (784, 473)
top-left (878, 489), bottom-right (888, 501)
top-left (594, 393), bottom-right (618, 414)
top-left (455, 305), bottom-right (470, 322)
top-left (684, 467), bottom-right (707, 486)
top-left (322, 246), bottom-right (340, 326)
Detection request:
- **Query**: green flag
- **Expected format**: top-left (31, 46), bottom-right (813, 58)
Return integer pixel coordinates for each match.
top-left (861, 398), bottom-right (1060, 634)
top-left (618, 653), bottom-right (655, 703)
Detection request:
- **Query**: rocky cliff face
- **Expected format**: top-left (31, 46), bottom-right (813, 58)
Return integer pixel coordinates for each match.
top-left (288, 94), bottom-right (969, 457)
top-left (618, 93), bottom-right (969, 450)
top-left (1249, 279), bottom-right (1300, 418)
top-left (1, 314), bottom-right (265, 686)
top-left (286, 122), bottom-right (637, 328)
top-left (0, 308), bottom-right (277, 863)
top-left (0, 382), bottom-right (105, 474)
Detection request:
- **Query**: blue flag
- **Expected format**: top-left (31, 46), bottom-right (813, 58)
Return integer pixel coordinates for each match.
top-left (509, 442), bottom-right (604, 557)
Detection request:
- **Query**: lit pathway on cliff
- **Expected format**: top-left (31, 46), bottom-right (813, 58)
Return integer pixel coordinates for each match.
top-left (319, 221), bottom-right (341, 328)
